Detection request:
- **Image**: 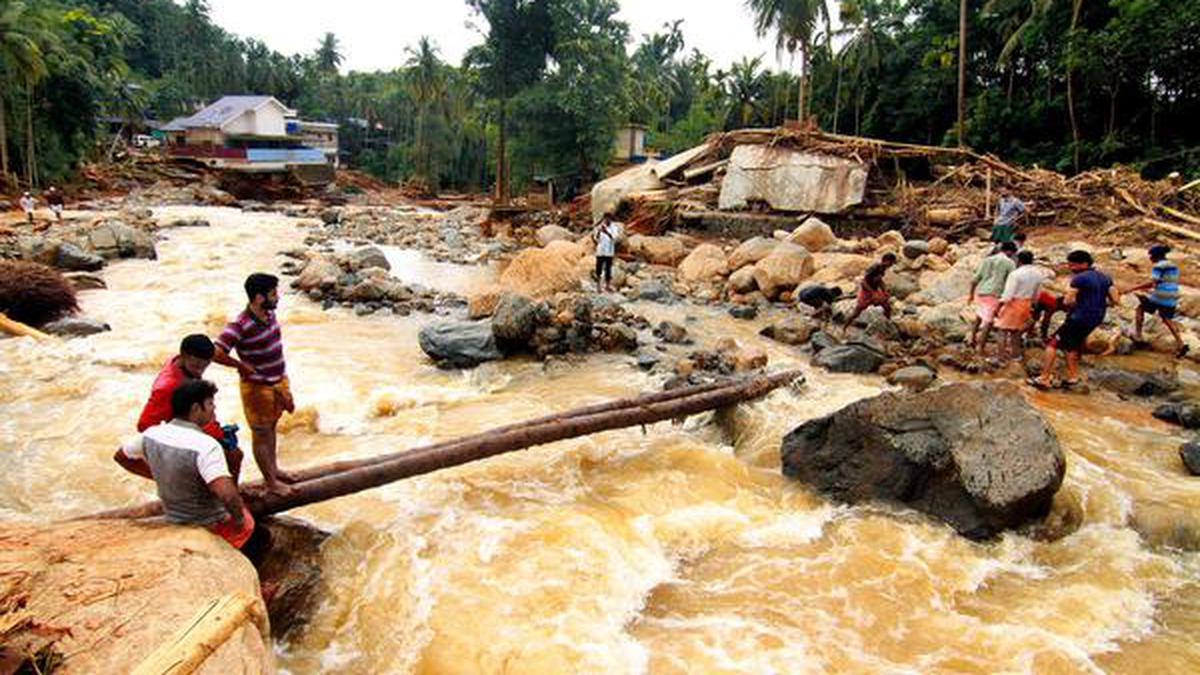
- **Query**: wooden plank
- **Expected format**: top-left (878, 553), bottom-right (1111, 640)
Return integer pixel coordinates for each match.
top-left (651, 143), bottom-right (714, 180)
top-left (682, 159), bottom-right (728, 181)
top-left (132, 592), bottom-right (264, 675)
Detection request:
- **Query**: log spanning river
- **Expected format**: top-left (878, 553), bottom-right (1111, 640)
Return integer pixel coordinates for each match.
top-left (1, 206), bottom-right (1199, 673)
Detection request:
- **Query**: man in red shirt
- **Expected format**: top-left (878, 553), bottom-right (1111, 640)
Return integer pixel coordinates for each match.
top-left (138, 334), bottom-right (243, 480)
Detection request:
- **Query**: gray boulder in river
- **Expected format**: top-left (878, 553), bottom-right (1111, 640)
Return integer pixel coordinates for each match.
top-left (418, 320), bottom-right (503, 369)
top-left (781, 381), bottom-right (1065, 539)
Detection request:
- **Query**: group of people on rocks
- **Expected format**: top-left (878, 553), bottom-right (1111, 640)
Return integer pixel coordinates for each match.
top-left (17, 187), bottom-right (65, 224)
top-left (113, 273), bottom-right (298, 555)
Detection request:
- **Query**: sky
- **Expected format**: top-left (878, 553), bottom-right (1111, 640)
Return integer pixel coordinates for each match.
top-left (205, 0), bottom-right (804, 74)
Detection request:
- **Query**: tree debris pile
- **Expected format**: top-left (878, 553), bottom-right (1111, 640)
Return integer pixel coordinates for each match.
top-left (591, 128), bottom-right (1200, 245)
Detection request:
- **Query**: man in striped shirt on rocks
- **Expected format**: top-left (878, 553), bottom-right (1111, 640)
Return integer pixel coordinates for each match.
top-left (215, 273), bottom-right (297, 495)
top-left (1128, 244), bottom-right (1189, 358)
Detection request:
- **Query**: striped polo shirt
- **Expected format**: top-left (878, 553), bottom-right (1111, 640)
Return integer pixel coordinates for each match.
top-left (216, 308), bottom-right (286, 384)
top-left (1151, 260), bottom-right (1180, 308)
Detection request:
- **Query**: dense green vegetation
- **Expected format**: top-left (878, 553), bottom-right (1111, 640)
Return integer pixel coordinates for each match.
top-left (1, 0), bottom-right (1196, 192)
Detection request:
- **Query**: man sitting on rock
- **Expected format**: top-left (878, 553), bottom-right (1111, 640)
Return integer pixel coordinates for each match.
top-left (138, 334), bottom-right (242, 480)
top-left (1033, 250), bottom-right (1118, 390)
top-left (796, 284), bottom-right (843, 323)
top-left (115, 380), bottom-right (263, 555)
top-left (843, 253), bottom-right (896, 331)
top-left (1126, 244), bottom-right (1188, 358)
top-left (969, 241), bottom-right (1017, 357)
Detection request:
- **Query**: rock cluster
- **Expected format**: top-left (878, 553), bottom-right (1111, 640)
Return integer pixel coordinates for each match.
top-left (420, 292), bottom-right (650, 368)
top-left (286, 246), bottom-right (462, 316)
top-left (303, 205), bottom-right (514, 265)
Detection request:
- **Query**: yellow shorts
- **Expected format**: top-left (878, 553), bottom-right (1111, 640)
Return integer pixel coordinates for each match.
top-left (239, 377), bottom-right (291, 428)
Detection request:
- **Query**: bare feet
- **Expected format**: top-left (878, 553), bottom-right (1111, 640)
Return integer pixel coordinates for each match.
top-left (275, 468), bottom-right (300, 484)
top-left (265, 480), bottom-right (295, 497)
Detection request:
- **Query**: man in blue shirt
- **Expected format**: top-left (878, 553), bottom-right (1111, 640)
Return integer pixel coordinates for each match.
top-left (1033, 250), bottom-right (1118, 390)
top-left (1127, 244), bottom-right (1188, 357)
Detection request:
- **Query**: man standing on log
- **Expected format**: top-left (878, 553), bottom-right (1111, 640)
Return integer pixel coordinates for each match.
top-left (138, 334), bottom-right (242, 480)
top-left (1033, 250), bottom-right (1118, 390)
top-left (114, 380), bottom-right (264, 555)
top-left (969, 241), bottom-right (1017, 356)
top-left (1127, 244), bottom-right (1188, 358)
top-left (591, 215), bottom-right (619, 293)
top-left (843, 253), bottom-right (896, 331)
top-left (214, 273), bottom-right (297, 495)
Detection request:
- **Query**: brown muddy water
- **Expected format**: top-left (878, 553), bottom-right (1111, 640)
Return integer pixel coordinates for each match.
top-left (1, 206), bottom-right (1199, 673)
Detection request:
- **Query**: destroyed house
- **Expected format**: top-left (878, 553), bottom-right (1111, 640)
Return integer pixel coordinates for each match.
top-left (162, 96), bottom-right (337, 174)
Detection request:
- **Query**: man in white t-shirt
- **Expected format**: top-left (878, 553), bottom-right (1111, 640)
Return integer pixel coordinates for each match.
top-left (994, 250), bottom-right (1046, 361)
top-left (18, 191), bottom-right (35, 224)
top-left (591, 215), bottom-right (621, 292)
top-left (114, 379), bottom-right (258, 552)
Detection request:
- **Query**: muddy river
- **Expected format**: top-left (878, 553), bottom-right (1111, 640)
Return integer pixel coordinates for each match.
top-left (2, 207), bottom-right (1199, 673)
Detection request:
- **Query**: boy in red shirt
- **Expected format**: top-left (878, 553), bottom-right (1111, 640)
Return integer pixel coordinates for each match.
top-left (138, 334), bottom-right (243, 479)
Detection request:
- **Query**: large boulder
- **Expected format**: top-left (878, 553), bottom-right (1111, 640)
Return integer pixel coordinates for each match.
top-left (787, 217), bottom-right (838, 252)
top-left (727, 266), bottom-right (758, 293)
top-left (591, 162), bottom-right (663, 222)
top-left (678, 243), bottom-right (729, 282)
top-left (293, 258), bottom-right (341, 292)
top-left (1089, 367), bottom-right (1178, 398)
top-left (42, 316), bottom-right (110, 338)
top-left (0, 519), bottom-right (272, 674)
top-left (727, 236), bottom-right (779, 271)
top-left (751, 242), bottom-right (815, 299)
top-left (418, 321), bottom-right (504, 369)
top-left (759, 316), bottom-right (817, 346)
top-left (536, 224), bottom-right (574, 247)
top-left (1181, 439), bottom-right (1200, 476)
top-left (54, 242), bottom-right (104, 272)
top-left (637, 279), bottom-right (676, 303)
top-left (491, 293), bottom-right (539, 344)
top-left (781, 382), bottom-right (1066, 539)
top-left (627, 234), bottom-right (686, 265)
top-left (470, 240), bottom-right (585, 315)
top-left (347, 245), bottom-right (390, 272)
top-left (718, 145), bottom-right (868, 213)
top-left (807, 253), bottom-right (872, 286)
top-left (84, 220), bottom-right (156, 260)
top-left (814, 341), bottom-right (887, 374)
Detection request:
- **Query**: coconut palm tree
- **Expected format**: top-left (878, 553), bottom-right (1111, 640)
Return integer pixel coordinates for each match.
top-left (837, 0), bottom-right (901, 136)
top-left (406, 37), bottom-right (448, 185)
top-left (722, 56), bottom-right (768, 129)
top-left (745, 0), bottom-right (830, 125)
top-left (315, 32), bottom-right (343, 75)
top-left (0, 0), bottom-right (52, 185)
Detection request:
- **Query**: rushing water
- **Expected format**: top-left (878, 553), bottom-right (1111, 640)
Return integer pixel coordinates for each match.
top-left (2, 206), bottom-right (1199, 673)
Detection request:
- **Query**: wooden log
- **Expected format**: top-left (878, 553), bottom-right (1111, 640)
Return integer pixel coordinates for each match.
top-left (926, 207), bottom-right (973, 226)
top-left (682, 159), bottom-right (728, 182)
top-left (246, 370), bottom-right (803, 516)
top-left (86, 374), bottom-right (798, 521)
top-left (1162, 206), bottom-right (1200, 227)
top-left (0, 313), bottom-right (51, 340)
top-left (131, 592), bottom-right (264, 675)
top-left (1145, 218), bottom-right (1200, 242)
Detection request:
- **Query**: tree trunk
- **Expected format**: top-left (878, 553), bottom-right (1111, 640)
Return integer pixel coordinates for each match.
top-left (89, 372), bottom-right (803, 521)
top-left (957, 0), bottom-right (968, 148)
top-left (1066, 0), bottom-right (1082, 172)
top-left (25, 81), bottom-right (35, 187)
top-left (496, 99), bottom-right (508, 205)
top-left (246, 370), bottom-right (801, 516)
top-left (832, 58), bottom-right (843, 134)
top-left (0, 93), bottom-right (8, 183)
top-left (798, 44), bottom-right (810, 125)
